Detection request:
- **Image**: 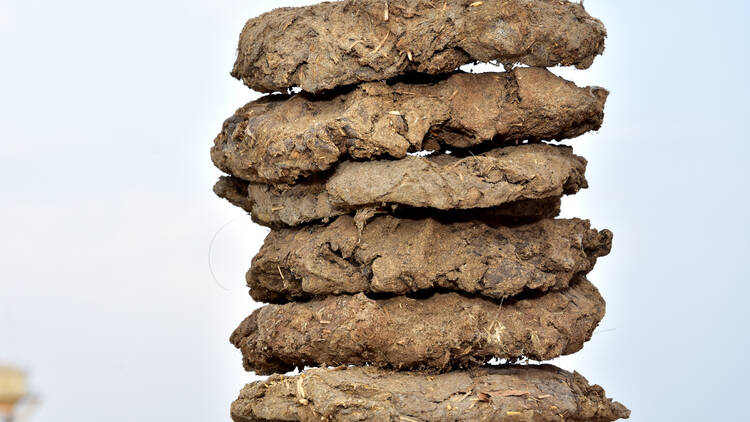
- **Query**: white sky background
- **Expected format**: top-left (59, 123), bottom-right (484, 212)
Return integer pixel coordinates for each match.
top-left (0, 1), bottom-right (748, 420)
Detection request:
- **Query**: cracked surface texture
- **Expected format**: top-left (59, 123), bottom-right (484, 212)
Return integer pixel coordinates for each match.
top-left (230, 278), bottom-right (604, 375)
top-left (212, 68), bottom-right (608, 185)
top-left (231, 364), bottom-right (630, 422)
top-left (214, 144), bottom-right (587, 227)
top-left (248, 216), bottom-right (612, 303)
top-left (232, 0), bottom-right (606, 93)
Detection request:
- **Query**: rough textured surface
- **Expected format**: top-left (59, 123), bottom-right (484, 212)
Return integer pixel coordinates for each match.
top-left (231, 365), bottom-right (630, 422)
top-left (232, 0), bottom-right (607, 93)
top-left (217, 175), bottom-right (564, 228)
top-left (248, 216), bottom-right (612, 303)
top-left (212, 68), bottom-right (608, 185)
top-left (230, 278), bottom-right (604, 375)
top-left (214, 144), bottom-right (587, 227)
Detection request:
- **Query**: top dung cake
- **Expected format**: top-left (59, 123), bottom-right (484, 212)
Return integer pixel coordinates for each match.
top-left (232, 0), bottom-right (607, 93)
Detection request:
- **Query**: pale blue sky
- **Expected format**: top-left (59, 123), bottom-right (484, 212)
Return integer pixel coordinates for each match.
top-left (1, 1), bottom-right (748, 420)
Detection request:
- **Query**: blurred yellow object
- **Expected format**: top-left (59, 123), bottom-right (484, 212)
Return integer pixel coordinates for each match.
top-left (0, 366), bottom-right (26, 406)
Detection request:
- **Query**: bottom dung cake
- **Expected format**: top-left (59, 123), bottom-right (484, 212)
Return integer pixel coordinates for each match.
top-left (231, 365), bottom-right (629, 422)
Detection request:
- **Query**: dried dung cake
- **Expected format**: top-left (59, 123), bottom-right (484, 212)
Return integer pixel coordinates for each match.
top-left (231, 278), bottom-right (604, 375)
top-left (232, 0), bottom-right (607, 93)
top-left (215, 143), bottom-right (587, 227)
top-left (231, 364), bottom-right (630, 422)
top-left (248, 215), bottom-right (612, 303)
top-left (213, 68), bottom-right (608, 185)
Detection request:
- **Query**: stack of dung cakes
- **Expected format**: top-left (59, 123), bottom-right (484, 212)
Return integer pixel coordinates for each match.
top-left (212, 1), bottom-right (630, 420)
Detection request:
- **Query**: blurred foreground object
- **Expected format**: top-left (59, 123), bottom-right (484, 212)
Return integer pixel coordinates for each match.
top-left (0, 367), bottom-right (38, 422)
